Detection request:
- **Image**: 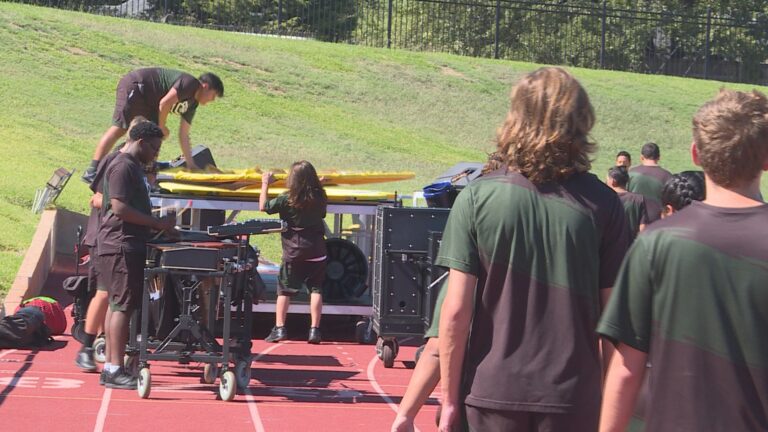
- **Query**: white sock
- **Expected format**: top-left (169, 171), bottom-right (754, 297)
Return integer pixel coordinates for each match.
top-left (104, 362), bottom-right (112, 370)
top-left (106, 364), bottom-right (120, 373)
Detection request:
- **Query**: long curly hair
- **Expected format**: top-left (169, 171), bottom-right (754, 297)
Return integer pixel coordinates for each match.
top-left (497, 67), bottom-right (596, 185)
top-left (287, 160), bottom-right (327, 210)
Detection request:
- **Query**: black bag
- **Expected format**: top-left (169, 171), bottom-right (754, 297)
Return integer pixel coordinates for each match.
top-left (0, 307), bottom-right (53, 349)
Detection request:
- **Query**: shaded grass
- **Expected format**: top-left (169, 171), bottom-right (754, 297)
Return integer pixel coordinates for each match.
top-left (0, 3), bottom-right (766, 295)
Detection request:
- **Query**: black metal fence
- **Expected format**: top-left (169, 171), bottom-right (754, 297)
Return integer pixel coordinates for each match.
top-left (9, 0), bottom-right (768, 84)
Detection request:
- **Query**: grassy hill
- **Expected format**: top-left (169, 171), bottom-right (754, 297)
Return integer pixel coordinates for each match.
top-left (1, 3), bottom-right (766, 296)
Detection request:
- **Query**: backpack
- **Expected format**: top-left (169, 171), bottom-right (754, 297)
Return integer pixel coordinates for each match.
top-left (15, 296), bottom-right (67, 336)
top-left (0, 307), bottom-right (53, 349)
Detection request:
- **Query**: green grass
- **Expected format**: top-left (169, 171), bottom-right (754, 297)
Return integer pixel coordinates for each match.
top-left (1, 3), bottom-right (766, 296)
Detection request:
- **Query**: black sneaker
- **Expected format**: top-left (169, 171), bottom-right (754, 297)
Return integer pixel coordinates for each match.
top-left (75, 347), bottom-right (97, 372)
top-left (99, 369), bottom-right (108, 386)
top-left (264, 326), bottom-right (287, 343)
top-left (105, 368), bottom-right (137, 390)
top-left (81, 167), bottom-right (97, 185)
top-left (308, 327), bottom-right (322, 345)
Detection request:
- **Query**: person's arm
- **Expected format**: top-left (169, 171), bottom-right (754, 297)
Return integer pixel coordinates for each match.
top-left (438, 269), bottom-right (476, 432)
top-left (599, 343), bottom-right (648, 432)
top-left (157, 87), bottom-right (179, 138)
top-left (392, 338), bottom-right (441, 432)
top-left (178, 119), bottom-right (199, 171)
top-left (110, 198), bottom-right (174, 232)
top-left (600, 287), bottom-right (615, 375)
top-left (259, 171), bottom-right (275, 212)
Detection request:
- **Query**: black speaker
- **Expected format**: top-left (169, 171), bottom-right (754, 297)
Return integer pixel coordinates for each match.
top-left (372, 206), bottom-right (449, 338)
top-left (169, 145), bottom-right (217, 169)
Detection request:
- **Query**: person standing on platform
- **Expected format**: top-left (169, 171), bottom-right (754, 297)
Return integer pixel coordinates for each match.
top-left (627, 142), bottom-right (672, 222)
top-left (599, 89), bottom-right (768, 432)
top-left (83, 68), bottom-right (224, 182)
top-left (98, 121), bottom-right (177, 389)
top-left (260, 161), bottom-right (328, 345)
top-left (436, 67), bottom-right (630, 432)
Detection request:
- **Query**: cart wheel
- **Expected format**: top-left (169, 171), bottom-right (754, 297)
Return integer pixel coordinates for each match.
top-left (355, 319), bottom-right (375, 344)
top-left (137, 368), bottom-right (151, 399)
top-left (375, 337), bottom-right (385, 360)
top-left (71, 322), bottom-right (87, 344)
top-left (92, 337), bottom-right (107, 364)
top-left (381, 342), bottom-right (396, 368)
top-left (203, 363), bottom-right (219, 384)
top-left (392, 339), bottom-right (400, 358)
top-left (235, 360), bottom-right (251, 389)
top-left (219, 371), bottom-right (237, 401)
top-left (124, 354), bottom-right (139, 377)
top-left (414, 344), bottom-right (425, 364)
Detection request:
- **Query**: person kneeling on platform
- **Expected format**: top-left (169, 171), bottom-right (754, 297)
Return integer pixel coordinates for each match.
top-left (97, 121), bottom-right (178, 389)
top-left (259, 161), bottom-right (328, 344)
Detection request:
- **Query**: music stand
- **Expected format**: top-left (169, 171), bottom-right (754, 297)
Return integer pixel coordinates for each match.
top-left (32, 167), bottom-right (74, 213)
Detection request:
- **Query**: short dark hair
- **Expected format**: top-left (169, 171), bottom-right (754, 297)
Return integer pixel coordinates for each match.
top-left (641, 142), bottom-right (660, 160)
top-left (129, 121), bottom-right (164, 142)
top-left (616, 150), bottom-right (631, 160)
top-left (199, 72), bottom-right (224, 97)
top-left (661, 171), bottom-right (705, 211)
top-left (607, 166), bottom-right (629, 188)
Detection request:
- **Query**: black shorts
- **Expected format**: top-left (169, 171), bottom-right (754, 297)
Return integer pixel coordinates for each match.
top-left (277, 259), bottom-right (326, 297)
top-left (464, 405), bottom-right (598, 432)
top-left (111, 74), bottom-right (157, 129)
top-left (88, 253), bottom-right (108, 293)
top-left (99, 251), bottom-right (146, 312)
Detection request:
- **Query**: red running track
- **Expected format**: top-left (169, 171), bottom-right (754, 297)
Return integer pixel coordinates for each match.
top-left (0, 309), bottom-right (440, 432)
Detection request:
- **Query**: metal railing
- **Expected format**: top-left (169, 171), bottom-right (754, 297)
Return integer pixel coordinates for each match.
top-left (8, 0), bottom-right (768, 84)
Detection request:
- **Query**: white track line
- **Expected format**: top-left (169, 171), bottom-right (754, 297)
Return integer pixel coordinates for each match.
top-left (0, 349), bottom-right (17, 360)
top-left (245, 343), bottom-right (284, 432)
top-left (367, 354), bottom-right (421, 432)
top-left (93, 388), bottom-right (112, 432)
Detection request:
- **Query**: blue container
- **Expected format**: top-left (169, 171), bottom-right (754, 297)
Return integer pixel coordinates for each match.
top-left (422, 182), bottom-right (458, 208)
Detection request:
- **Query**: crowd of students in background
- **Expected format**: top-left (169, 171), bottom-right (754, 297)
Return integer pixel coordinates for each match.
top-left (392, 67), bottom-right (767, 432)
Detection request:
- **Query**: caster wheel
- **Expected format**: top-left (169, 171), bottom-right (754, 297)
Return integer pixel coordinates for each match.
top-left (137, 368), bottom-right (151, 399)
top-left (203, 363), bottom-right (219, 384)
top-left (124, 354), bottom-right (139, 377)
top-left (235, 361), bottom-right (251, 389)
top-left (92, 337), bottom-right (106, 364)
top-left (415, 344), bottom-right (425, 364)
top-left (376, 337), bottom-right (384, 360)
top-left (381, 343), bottom-right (395, 368)
top-left (219, 371), bottom-right (237, 401)
top-left (355, 319), bottom-right (375, 344)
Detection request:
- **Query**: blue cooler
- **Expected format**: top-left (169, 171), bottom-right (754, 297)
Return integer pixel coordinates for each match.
top-left (422, 182), bottom-right (458, 208)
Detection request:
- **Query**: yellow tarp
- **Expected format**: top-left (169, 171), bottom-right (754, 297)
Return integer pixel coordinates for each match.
top-left (157, 168), bottom-right (415, 187)
top-left (157, 182), bottom-right (396, 202)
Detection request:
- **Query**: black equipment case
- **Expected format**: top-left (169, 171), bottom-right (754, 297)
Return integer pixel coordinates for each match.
top-left (371, 206), bottom-right (449, 367)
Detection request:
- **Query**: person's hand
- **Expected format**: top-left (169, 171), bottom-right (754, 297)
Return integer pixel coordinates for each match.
top-left (185, 160), bottom-right (201, 172)
top-left (156, 215), bottom-right (176, 232)
top-left (160, 125), bottom-right (170, 139)
top-left (164, 226), bottom-right (181, 241)
top-left (438, 402), bottom-right (462, 432)
top-left (391, 415), bottom-right (415, 432)
top-left (262, 171), bottom-right (275, 186)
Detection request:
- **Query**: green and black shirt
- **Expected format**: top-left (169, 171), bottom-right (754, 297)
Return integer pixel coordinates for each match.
top-left (598, 201), bottom-right (768, 431)
top-left (263, 193), bottom-right (327, 262)
top-left (618, 191), bottom-right (649, 240)
top-left (628, 165), bottom-right (672, 222)
top-left (436, 170), bottom-right (630, 415)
